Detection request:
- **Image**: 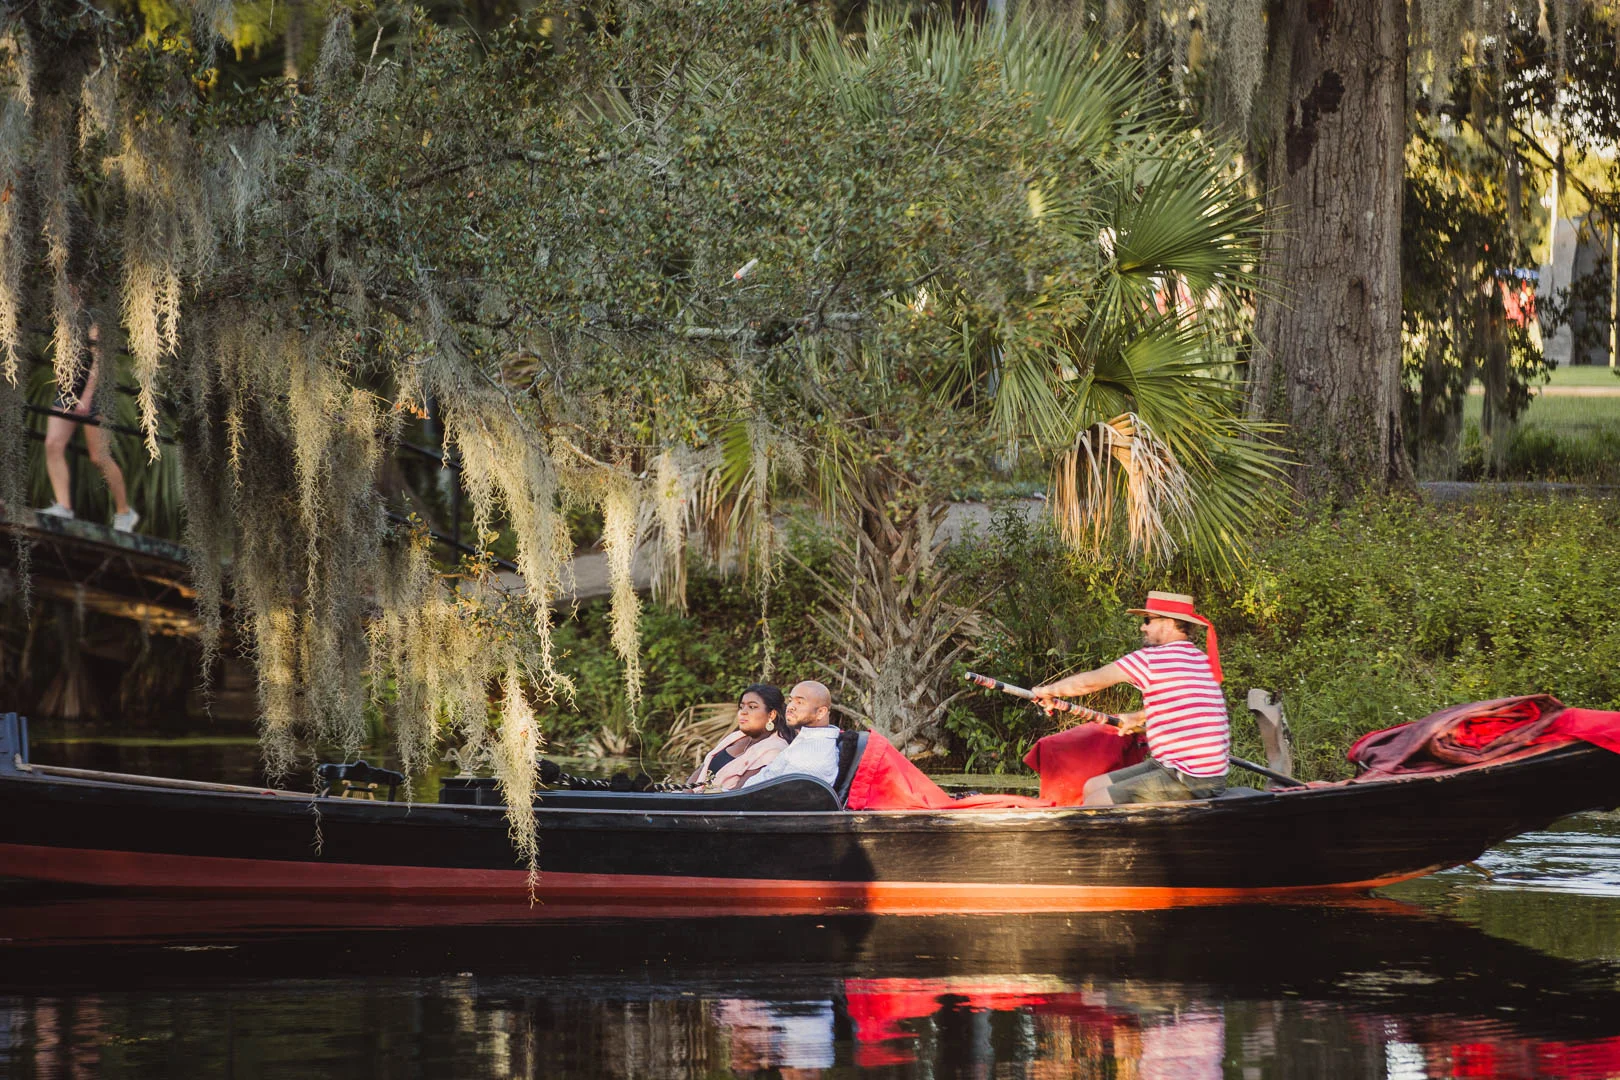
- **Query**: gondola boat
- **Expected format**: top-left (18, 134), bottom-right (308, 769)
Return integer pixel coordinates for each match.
top-left (3, 710), bottom-right (1618, 912)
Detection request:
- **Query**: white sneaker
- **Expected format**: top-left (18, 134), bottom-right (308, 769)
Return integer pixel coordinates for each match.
top-left (37, 504), bottom-right (75, 520)
top-left (113, 508), bottom-right (140, 533)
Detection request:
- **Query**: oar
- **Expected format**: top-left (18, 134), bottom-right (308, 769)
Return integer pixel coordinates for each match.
top-left (964, 671), bottom-right (1123, 726)
top-left (963, 671), bottom-right (1307, 788)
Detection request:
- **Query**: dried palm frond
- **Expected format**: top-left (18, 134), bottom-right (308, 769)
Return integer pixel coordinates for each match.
top-left (1051, 412), bottom-right (1193, 562)
top-left (582, 724), bottom-right (633, 761)
top-left (660, 702), bottom-right (737, 769)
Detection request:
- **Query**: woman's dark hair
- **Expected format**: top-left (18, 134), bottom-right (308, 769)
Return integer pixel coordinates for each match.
top-left (740, 683), bottom-right (791, 742)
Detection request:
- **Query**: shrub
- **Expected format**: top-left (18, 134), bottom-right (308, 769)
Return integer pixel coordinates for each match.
top-left (537, 494), bottom-right (1620, 781)
top-left (945, 494), bottom-right (1620, 779)
top-left (1203, 493), bottom-right (1620, 778)
top-left (533, 526), bottom-right (835, 758)
top-left (939, 505), bottom-right (1163, 771)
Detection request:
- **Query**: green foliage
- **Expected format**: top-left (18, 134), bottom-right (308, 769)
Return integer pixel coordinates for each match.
top-left (1402, 125), bottom-right (1547, 480)
top-left (939, 503), bottom-right (1168, 771)
top-left (1457, 367), bottom-right (1620, 481)
top-left (2, 0), bottom-right (1277, 806)
top-left (939, 494), bottom-right (1620, 780)
top-left (1458, 420), bottom-right (1620, 483)
top-left (534, 527), bottom-right (836, 756)
top-left (1205, 493), bottom-right (1620, 779)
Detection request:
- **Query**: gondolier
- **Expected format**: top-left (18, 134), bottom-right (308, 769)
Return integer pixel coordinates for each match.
top-left (1032, 591), bottom-right (1229, 805)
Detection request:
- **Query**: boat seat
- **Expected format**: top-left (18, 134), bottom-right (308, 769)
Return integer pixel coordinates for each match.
top-left (316, 759), bottom-right (406, 802)
top-left (832, 729), bottom-right (868, 807)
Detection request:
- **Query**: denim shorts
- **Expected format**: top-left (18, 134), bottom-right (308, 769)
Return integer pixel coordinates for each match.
top-left (1104, 758), bottom-right (1227, 804)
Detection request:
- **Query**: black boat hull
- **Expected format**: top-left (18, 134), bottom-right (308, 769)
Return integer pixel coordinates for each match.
top-left (4, 735), bottom-right (1618, 911)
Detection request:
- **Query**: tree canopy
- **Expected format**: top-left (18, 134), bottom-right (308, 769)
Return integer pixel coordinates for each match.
top-left (1, 0), bottom-right (1288, 872)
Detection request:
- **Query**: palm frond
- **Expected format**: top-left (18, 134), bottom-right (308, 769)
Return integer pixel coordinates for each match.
top-left (660, 702), bottom-right (737, 769)
top-left (1051, 412), bottom-right (1194, 561)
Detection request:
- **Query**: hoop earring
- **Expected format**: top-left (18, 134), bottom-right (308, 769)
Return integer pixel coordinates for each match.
top-left (765, 719), bottom-right (776, 732)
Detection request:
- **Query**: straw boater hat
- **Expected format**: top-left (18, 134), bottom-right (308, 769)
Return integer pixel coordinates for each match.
top-left (1126, 591), bottom-right (1222, 683)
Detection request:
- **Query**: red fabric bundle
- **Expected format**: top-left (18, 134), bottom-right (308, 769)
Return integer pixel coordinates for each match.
top-left (844, 732), bottom-right (1052, 811)
top-left (1346, 695), bottom-right (1620, 779)
top-left (1021, 723), bottom-right (1149, 805)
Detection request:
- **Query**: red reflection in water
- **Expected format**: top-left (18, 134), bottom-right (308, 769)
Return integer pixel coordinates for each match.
top-left (1436, 1036), bottom-right (1620, 1080)
top-left (843, 978), bottom-right (1138, 1068)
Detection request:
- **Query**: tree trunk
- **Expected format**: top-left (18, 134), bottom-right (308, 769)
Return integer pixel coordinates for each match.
top-left (797, 479), bottom-right (979, 754)
top-left (1248, 0), bottom-right (1410, 496)
top-left (1411, 339), bottom-right (1469, 480)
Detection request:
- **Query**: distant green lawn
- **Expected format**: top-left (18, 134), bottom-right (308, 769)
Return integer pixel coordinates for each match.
top-left (1458, 363), bottom-right (1620, 481)
top-left (1546, 363), bottom-right (1620, 388)
top-left (1465, 366), bottom-right (1620, 436)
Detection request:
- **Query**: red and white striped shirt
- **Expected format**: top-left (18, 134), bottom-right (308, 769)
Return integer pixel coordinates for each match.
top-left (1115, 642), bottom-right (1230, 777)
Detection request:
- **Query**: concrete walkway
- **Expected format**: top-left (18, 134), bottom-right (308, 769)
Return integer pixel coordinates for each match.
top-left (549, 498), bottom-right (1046, 603)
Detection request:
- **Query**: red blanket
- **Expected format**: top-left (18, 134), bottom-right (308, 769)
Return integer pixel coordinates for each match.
top-left (1021, 723), bottom-right (1148, 806)
top-left (1346, 695), bottom-right (1620, 779)
top-left (844, 732), bottom-right (1053, 811)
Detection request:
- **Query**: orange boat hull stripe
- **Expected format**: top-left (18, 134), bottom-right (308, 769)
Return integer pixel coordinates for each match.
top-left (0, 843), bottom-right (1436, 913)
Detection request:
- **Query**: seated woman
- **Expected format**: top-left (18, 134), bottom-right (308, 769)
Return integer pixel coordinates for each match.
top-left (689, 684), bottom-right (793, 791)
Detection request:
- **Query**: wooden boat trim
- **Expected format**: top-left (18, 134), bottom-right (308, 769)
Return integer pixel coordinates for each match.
top-left (0, 841), bottom-right (1441, 912)
top-left (6, 704), bottom-right (1618, 907)
top-left (10, 741), bottom-right (1608, 821)
top-left (13, 760), bottom-right (302, 798)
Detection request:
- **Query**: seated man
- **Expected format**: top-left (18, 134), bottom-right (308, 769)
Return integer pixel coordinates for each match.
top-left (741, 680), bottom-right (841, 789)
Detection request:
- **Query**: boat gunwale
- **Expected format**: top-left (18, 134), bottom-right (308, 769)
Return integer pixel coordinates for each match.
top-left (5, 741), bottom-right (1613, 831)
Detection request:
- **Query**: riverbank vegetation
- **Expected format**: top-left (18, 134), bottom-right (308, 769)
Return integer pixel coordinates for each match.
top-left (1, 0), bottom-right (1282, 839)
top-left (540, 493), bottom-right (1620, 782)
top-left (1456, 366), bottom-right (1620, 482)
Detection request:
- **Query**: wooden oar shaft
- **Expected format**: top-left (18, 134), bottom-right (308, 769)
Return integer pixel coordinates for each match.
top-left (1229, 756), bottom-right (1306, 787)
top-left (964, 672), bottom-right (1121, 727)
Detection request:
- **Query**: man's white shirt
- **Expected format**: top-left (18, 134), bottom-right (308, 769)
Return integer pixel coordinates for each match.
top-left (741, 726), bottom-right (841, 788)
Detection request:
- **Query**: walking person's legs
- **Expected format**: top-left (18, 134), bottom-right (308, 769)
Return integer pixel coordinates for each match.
top-left (38, 366), bottom-right (138, 531)
top-left (41, 411), bottom-right (78, 517)
top-left (84, 419), bottom-right (134, 524)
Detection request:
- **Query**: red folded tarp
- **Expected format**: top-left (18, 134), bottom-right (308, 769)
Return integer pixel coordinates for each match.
top-left (1346, 695), bottom-right (1620, 780)
top-left (845, 732), bottom-right (1053, 811)
top-left (1021, 723), bottom-right (1148, 806)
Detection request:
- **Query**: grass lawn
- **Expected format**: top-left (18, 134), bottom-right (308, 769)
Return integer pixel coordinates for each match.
top-left (1453, 364), bottom-right (1620, 480)
top-left (1546, 363), bottom-right (1620, 388)
top-left (1464, 368), bottom-right (1620, 436)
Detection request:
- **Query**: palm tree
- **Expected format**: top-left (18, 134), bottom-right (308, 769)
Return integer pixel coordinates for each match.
top-left (733, 12), bottom-right (1284, 746)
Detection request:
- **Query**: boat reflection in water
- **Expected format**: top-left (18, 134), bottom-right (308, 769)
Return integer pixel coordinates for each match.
top-left (3, 893), bottom-right (1620, 1078)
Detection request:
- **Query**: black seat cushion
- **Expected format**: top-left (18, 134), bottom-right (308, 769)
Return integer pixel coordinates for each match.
top-left (832, 730), bottom-right (869, 806)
